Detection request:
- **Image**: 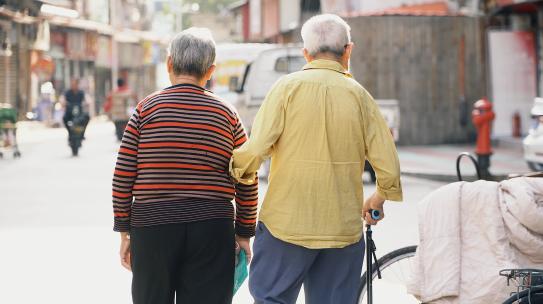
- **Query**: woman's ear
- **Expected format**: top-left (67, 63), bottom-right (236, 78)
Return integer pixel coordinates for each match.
top-left (205, 64), bottom-right (216, 81)
top-left (167, 56), bottom-right (173, 74)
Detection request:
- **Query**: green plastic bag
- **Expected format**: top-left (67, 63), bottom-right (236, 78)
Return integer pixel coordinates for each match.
top-left (0, 106), bottom-right (17, 125)
top-left (233, 249), bottom-right (249, 295)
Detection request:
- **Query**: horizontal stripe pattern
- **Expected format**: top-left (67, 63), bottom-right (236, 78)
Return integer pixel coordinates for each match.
top-left (112, 84), bottom-right (258, 237)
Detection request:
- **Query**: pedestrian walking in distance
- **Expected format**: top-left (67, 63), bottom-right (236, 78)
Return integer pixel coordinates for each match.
top-left (230, 14), bottom-right (403, 304)
top-left (104, 78), bottom-right (137, 141)
top-left (112, 27), bottom-right (258, 304)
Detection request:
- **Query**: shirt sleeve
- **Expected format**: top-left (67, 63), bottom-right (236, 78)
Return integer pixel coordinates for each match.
top-left (230, 79), bottom-right (287, 184)
top-left (363, 91), bottom-right (403, 202)
top-left (232, 120), bottom-right (259, 238)
top-left (112, 106), bottom-right (141, 232)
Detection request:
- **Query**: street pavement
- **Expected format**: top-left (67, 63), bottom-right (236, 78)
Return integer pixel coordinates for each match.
top-left (399, 141), bottom-right (528, 181)
top-left (0, 119), bottom-right (446, 304)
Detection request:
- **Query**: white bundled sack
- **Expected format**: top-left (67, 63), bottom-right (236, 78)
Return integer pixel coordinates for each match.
top-left (407, 177), bottom-right (543, 303)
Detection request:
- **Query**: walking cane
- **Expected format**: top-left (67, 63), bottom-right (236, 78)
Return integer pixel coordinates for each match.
top-left (366, 209), bottom-right (382, 304)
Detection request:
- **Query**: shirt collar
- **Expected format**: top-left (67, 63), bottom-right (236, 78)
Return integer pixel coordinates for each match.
top-left (165, 83), bottom-right (209, 92)
top-left (302, 59), bottom-right (352, 78)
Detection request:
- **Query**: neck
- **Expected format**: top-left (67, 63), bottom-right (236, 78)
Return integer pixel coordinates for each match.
top-left (170, 75), bottom-right (205, 87)
top-left (311, 55), bottom-right (348, 70)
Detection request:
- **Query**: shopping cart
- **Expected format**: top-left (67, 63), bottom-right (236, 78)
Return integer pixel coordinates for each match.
top-left (0, 103), bottom-right (21, 159)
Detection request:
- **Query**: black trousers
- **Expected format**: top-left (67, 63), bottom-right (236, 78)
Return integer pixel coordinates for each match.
top-left (130, 219), bottom-right (235, 304)
top-left (113, 120), bottom-right (128, 141)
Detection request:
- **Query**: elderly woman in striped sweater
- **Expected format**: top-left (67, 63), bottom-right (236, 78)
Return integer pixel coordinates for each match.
top-left (111, 27), bottom-right (258, 304)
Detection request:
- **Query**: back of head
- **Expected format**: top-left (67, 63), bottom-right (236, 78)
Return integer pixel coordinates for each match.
top-left (117, 78), bottom-right (125, 88)
top-left (70, 78), bottom-right (79, 91)
top-left (301, 14), bottom-right (351, 58)
top-left (168, 27), bottom-right (216, 79)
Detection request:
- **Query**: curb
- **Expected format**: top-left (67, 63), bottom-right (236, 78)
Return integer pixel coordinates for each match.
top-left (401, 171), bottom-right (510, 183)
top-left (494, 137), bottom-right (523, 150)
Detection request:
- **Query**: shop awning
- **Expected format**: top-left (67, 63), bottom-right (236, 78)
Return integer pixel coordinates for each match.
top-left (489, 0), bottom-right (543, 15)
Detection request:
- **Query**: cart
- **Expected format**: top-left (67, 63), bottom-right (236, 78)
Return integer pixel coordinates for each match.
top-left (0, 104), bottom-right (21, 159)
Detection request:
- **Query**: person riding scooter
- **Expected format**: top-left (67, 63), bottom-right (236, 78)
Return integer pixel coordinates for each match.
top-left (63, 79), bottom-right (89, 135)
top-left (63, 79), bottom-right (89, 156)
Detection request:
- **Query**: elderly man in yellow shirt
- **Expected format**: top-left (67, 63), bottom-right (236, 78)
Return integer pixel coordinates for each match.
top-left (231, 14), bottom-right (403, 304)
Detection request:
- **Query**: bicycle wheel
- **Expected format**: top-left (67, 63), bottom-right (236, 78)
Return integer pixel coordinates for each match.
top-left (358, 245), bottom-right (419, 304)
top-left (502, 285), bottom-right (543, 304)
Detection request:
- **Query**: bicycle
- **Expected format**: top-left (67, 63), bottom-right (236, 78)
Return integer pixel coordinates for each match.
top-left (500, 269), bottom-right (543, 304)
top-left (357, 153), bottom-right (543, 304)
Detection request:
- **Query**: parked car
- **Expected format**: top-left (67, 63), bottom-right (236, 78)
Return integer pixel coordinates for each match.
top-left (523, 98), bottom-right (543, 171)
top-left (228, 46), bottom-right (305, 178)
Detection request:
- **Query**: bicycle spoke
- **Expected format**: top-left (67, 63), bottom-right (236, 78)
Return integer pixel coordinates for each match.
top-left (359, 246), bottom-right (419, 304)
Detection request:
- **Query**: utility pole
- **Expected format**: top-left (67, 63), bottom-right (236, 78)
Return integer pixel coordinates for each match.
top-left (110, 0), bottom-right (119, 91)
top-left (174, 0), bottom-right (183, 32)
top-left (3, 45), bottom-right (9, 106)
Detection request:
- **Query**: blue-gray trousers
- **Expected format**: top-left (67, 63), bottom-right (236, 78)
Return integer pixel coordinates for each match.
top-left (249, 223), bottom-right (365, 304)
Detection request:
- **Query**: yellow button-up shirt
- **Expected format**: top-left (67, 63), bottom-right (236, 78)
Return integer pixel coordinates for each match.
top-left (231, 59), bottom-right (402, 249)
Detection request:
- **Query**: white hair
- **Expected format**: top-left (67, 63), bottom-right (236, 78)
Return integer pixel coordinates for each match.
top-left (168, 27), bottom-right (216, 78)
top-left (301, 14), bottom-right (351, 57)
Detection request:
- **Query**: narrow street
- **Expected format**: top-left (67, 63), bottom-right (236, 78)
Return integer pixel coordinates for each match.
top-left (0, 1), bottom-right (540, 303)
top-left (0, 120), bottom-right (446, 303)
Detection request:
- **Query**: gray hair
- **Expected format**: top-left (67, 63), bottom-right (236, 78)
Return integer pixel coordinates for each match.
top-left (168, 27), bottom-right (216, 79)
top-left (301, 14), bottom-right (351, 58)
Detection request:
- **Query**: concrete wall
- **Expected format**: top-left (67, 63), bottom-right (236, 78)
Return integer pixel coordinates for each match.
top-left (346, 16), bottom-right (487, 145)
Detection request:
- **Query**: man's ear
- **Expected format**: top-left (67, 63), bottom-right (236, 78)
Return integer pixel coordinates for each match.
top-left (344, 42), bottom-right (354, 61)
top-left (303, 48), bottom-right (313, 63)
top-left (341, 42), bottom-right (354, 70)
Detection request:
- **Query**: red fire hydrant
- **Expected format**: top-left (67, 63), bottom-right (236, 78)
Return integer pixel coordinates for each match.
top-left (472, 97), bottom-right (495, 179)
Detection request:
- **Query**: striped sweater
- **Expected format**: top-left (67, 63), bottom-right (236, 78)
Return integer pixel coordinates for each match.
top-left (112, 83), bottom-right (258, 237)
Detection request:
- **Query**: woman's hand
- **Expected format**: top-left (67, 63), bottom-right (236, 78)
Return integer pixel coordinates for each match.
top-left (120, 232), bottom-right (131, 271)
top-left (235, 235), bottom-right (252, 264)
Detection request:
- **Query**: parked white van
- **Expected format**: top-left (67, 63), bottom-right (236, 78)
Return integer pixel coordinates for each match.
top-left (232, 46), bottom-right (306, 132)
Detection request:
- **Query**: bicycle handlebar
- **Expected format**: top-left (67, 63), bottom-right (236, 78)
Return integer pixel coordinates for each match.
top-left (369, 209), bottom-right (381, 220)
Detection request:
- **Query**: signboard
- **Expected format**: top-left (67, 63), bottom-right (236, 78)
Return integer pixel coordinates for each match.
top-left (95, 35), bottom-right (112, 67)
top-left (488, 0), bottom-right (534, 9)
top-left (262, 0), bottom-right (279, 38)
top-left (488, 30), bottom-right (537, 136)
top-left (142, 41), bottom-right (160, 65)
top-left (280, 0), bottom-right (300, 32)
top-left (250, 0), bottom-right (262, 37)
top-left (65, 30), bottom-right (98, 60)
top-left (66, 30), bottom-right (84, 59)
top-left (87, 0), bottom-right (109, 24)
top-left (49, 30), bottom-right (66, 58)
top-left (119, 43), bottom-right (143, 68)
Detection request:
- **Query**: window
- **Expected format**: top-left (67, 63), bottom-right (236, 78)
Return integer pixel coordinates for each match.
top-left (274, 56), bottom-right (305, 73)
